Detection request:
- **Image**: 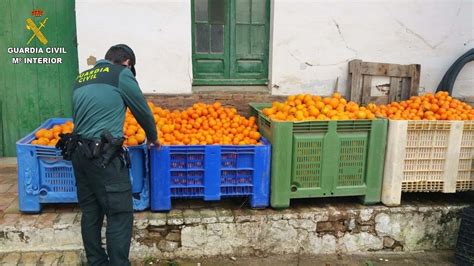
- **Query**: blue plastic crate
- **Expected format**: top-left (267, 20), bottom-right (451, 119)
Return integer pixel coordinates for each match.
top-left (16, 118), bottom-right (150, 213)
top-left (150, 138), bottom-right (271, 211)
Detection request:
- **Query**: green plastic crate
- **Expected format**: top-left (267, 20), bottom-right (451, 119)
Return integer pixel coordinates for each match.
top-left (250, 103), bottom-right (388, 208)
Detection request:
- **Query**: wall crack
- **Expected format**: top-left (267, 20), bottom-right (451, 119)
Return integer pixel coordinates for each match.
top-left (395, 19), bottom-right (443, 49)
top-left (332, 19), bottom-right (358, 56)
top-left (288, 50), bottom-right (355, 67)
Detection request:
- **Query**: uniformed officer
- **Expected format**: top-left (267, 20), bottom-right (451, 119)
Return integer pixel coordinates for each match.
top-left (71, 44), bottom-right (158, 265)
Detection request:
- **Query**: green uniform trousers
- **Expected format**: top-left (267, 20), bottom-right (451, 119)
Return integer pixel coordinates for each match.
top-left (72, 150), bottom-right (133, 266)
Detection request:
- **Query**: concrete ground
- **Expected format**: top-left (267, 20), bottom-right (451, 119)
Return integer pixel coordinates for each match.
top-left (0, 250), bottom-right (83, 266)
top-left (172, 250), bottom-right (456, 266)
top-left (0, 250), bottom-right (456, 265)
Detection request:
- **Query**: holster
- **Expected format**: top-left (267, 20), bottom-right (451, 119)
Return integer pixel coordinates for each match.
top-left (99, 130), bottom-right (127, 168)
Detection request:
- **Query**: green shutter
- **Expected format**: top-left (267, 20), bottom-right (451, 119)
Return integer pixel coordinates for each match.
top-left (192, 0), bottom-right (269, 85)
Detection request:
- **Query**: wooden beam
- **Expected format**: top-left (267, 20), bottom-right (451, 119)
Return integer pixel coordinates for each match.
top-left (389, 77), bottom-right (402, 102)
top-left (361, 75), bottom-right (372, 104)
top-left (359, 62), bottom-right (412, 77)
top-left (400, 78), bottom-right (411, 100)
top-left (349, 59), bottom-right (363, 103)
top-left (409, 64), bottom-right (421, 96)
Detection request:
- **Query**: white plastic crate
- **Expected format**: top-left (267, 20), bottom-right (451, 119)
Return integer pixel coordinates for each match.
top-left (382, 120), bottom-right (474, 206)
top-left (457, 122), bottom-right (474, 191)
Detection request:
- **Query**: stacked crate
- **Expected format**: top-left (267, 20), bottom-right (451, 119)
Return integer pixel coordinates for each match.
top-left (150, 139), bottom-right (271, 211)
top-left (16, 118), bottom-right (150, 212)
top-left (382, 120), bottom-right (474, 206)
top-left (250, 103), bottom-right (388, 208)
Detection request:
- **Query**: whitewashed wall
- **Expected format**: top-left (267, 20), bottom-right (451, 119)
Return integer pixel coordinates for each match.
top-left (76, 0), bottom-right (192, 94)
top-left (270, 0), bottom-right (474, 96)
top-left (76, 0), bottom-right (473, 96)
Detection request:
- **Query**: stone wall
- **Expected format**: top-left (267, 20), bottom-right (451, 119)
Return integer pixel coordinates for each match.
top-left (1, 203), bottom-right (466, 259)
top-left (131, 204), bottom-right (464, 259)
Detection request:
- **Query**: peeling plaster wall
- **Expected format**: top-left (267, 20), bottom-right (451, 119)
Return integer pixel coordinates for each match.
top-left (270, 0), bottom-right (474, 96)
top-left (75, 0), bottom-right (192, 94)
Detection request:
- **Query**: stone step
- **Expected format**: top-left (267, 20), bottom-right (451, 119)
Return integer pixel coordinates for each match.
top-left (0, 250), bottom-right (84, 265)
top-left (1, 200), bottom-right (472, 260)
top-left (0, 157), bottom-right (17, 175)
top-left (0, 250), bottom-right (457, 265)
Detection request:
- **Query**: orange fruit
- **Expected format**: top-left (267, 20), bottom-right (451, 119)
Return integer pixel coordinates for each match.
top-left (321, 106), bottom-right (331, 115)
top-left (127, 137), bottom-right (138, 146)
top-left (125, 128), bottom-right (135, 137)
top-left (62, 126), bottom-right (73, 134)
top-left (309, 107), bottom-right (320, 117)
top-left (366, 113), bottom-right (375, 119)
top-left (35, 128), bottom-right (47, 139)
top-left (332, 92), bottom-right (342, 99)
top-left (43, 130), bottom-right (54, 140)
top-left (329, 98), bottom-right (339, 109)
top-left (37, 138), bottom-right (49, 146)
top-left (135, 133), bottom-right (146, 144)
top-left (356, 111), bottom-right (367, 119)
top-left (251, 132), bottom-right (261, 140)
top-left (49, 139), bottom-right (59, 146)
top-left (315, 101), bottom-right (325, 110)
top-left (128, 125), bottom-right (138, 134)
top-left (52, 125), bottom-right (62, 133)
top-left (161, 125), bottom-right (173, 134)
top-left (327, 110), bottom-right (337, 118)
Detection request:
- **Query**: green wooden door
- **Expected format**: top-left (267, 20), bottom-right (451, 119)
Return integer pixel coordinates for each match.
top-left (0, 0), bottom-right (78, 157)
top-left (192, 0), bottom-right (270, 85)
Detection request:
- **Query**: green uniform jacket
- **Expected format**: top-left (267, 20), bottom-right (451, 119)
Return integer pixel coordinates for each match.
top-left (72, 59), bottom-right (157, 142)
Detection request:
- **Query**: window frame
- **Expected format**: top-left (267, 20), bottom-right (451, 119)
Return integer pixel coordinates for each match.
top-left (191, 0), bottom-right (270, 86)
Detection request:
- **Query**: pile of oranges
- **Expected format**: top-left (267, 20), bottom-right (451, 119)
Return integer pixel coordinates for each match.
top-left (262, 92), bottom-right (474, 121)
top-left (148, 101), bottom-right (261, 145)
top-left (123, 111), bottom-right (147, 146)
top-left (262, 93), bottom-right (376, 121)
top-left (33, 102), bottom-right (261, 147)
top-left (372, 92), bottom-right (474, 120)
top-left (31, 121), bottom-right (74, 146)
top-left (28, 92), bottom-right (474, 147)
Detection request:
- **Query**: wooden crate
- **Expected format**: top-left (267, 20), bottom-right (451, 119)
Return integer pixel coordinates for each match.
top-left (348, 60), bottom-right (421, 105)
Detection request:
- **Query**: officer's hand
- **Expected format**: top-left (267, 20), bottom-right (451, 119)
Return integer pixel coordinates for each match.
top-left (148, 139), bottom-right (161, 150)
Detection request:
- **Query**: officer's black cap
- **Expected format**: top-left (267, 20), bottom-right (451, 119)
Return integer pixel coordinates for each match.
top-left (110, 44), bottom-right (136, 76)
